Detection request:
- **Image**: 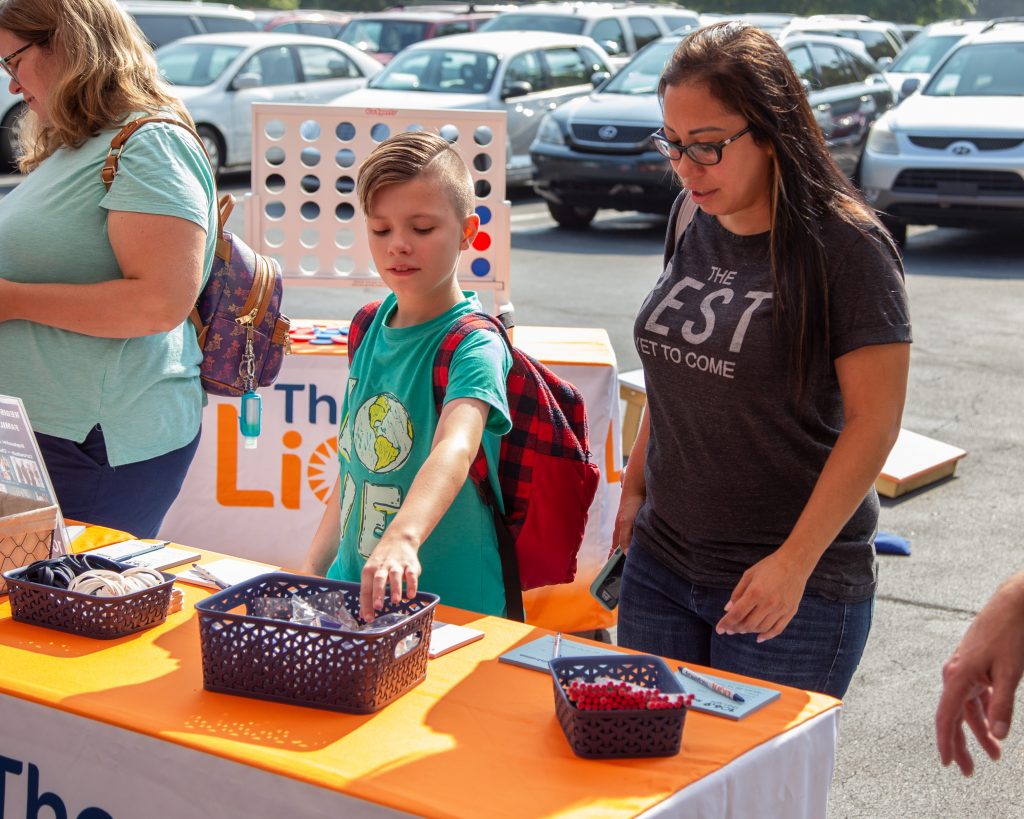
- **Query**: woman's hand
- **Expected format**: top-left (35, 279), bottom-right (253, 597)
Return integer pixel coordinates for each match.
top-left (612, 490), bottom-right (645, 556)
top-left (716, 550), bottom-right (813, 642)
top-left (359, 534), bottom-right (421, 622)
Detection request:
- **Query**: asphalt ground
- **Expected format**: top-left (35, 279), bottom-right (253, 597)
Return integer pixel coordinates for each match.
top-left (4, 171), bottom-right (1022, 817)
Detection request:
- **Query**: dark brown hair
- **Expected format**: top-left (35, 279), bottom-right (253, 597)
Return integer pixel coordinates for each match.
top-left (660, 21), bottom-right (895, 400)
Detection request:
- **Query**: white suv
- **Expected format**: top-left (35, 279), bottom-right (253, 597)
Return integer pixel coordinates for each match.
top-left (479, 3), bottom-right (699, 69)
top-left (859, 19), bottom-right (1024, 245)
top-left (0, 1), bottom-right (258, 170)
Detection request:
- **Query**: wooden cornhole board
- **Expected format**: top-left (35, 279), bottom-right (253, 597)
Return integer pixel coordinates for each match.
top-left (876, 429), bottom-right (967, 498)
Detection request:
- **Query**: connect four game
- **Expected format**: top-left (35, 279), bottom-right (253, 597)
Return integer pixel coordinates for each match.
top-left (248, 103), bottom-right (512, 312)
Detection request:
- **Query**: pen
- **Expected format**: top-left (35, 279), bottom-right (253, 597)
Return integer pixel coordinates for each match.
top-left (552, 632), bottom-right (562, 659)
top-left (117, 541), bottom-right (170, 562)
top-left (190, 563), bottom-right (230, 590)
top-left (677, 666), bottom-right (745, 702)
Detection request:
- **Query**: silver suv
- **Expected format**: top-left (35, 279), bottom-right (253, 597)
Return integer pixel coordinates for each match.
top-left (859, 19), bottom-right (1024, 245)
top-left (781, 14), bottom-right (906, 66)
top-left (479, 3), bottom-right (699, 68)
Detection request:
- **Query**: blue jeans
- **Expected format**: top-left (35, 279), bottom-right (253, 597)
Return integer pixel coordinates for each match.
top-left (36, 424), bottom-right (201, 539)
top-left (617, 540), bottom-right (873, 699)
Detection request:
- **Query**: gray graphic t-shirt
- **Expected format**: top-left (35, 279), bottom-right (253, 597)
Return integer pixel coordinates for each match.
top-left (632, 198), bottom-right (911, 602)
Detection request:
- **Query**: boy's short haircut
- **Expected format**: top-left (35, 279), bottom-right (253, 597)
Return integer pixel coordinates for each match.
top-left (358, 131), bottom-right (475, 219)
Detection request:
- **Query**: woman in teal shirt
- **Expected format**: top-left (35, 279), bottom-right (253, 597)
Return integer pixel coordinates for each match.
top-left (0, 0), bottom-right (216, 536)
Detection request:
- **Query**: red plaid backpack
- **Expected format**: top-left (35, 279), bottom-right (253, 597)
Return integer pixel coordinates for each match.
top-left (348, 301), bottom-right (601, 621)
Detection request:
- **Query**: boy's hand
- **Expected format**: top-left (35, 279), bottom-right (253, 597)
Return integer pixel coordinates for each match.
top-left (360, 537), bottom-right (421, 621)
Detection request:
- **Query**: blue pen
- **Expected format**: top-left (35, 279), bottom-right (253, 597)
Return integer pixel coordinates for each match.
top-left (677, 666), bottom-right (745, 703)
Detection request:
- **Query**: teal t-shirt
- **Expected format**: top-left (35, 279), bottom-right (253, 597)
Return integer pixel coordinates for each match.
top-left (0, 118), bottom-right (216, 466)
top-left (327, 292), bottom-right (513, 616)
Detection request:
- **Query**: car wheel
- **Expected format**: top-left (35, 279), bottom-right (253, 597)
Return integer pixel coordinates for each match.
top-left (547, 201), bottom-right (597, 230)
top-left (196, 125), bottom-right (223, 179)
top-left (0, 102), bottom-right (27, 172)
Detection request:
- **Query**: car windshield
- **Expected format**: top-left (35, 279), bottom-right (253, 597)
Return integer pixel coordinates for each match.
top-left (887, 33), bottom-right (964, 74)
top-left (156, 42), bottom-right (247, 87)
top-left (341, 19), bottom-right (430, 53)
top-left (480, 14), bottom-right (586, 35)
top-left (601, 41), bottom-right (675, 95)
top-left (368, 48), bottom-right (498, 93)
top-left (925, 42), bottom-right (1024, 96)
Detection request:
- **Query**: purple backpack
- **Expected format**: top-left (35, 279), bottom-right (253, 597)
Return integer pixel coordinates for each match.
top-left (102, 116), bottom-right (290, 396)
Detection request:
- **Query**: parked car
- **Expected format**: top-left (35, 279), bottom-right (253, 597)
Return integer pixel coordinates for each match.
top-left (479, 3), bottom-right (698, 69)
top-left (339, 10), bottom-right (493, 64)
top-left (0, 1), bottom-right (260, 170)
top-left (260, 10), bottom-right (357, 39)
top-left (530, 32), bottom-right (894, 228)
top-left (859, 19), bottom-right (1024, 245)
top-left (154, 33), bottom-right (382, 176)
top-left (332, 31), bottom-right (612, 185)
top-left (121, 1), bottom-right (258, 49)
top-left (781, 14), bottom-right (906, 65)
top-left (883, 19), bottom-right (988, 101)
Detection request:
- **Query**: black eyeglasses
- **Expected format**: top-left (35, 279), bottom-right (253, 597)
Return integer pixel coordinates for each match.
top-left (651, 125), bottom-right (752, 166)
top-left (0, 42), bottom-right (33, 85)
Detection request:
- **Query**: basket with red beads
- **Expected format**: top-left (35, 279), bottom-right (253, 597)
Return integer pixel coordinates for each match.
top-left (550, 654), bottom-right (689, 759)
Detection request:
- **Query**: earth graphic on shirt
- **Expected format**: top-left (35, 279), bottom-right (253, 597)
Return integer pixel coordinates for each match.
top-left (352, 393), bottom-right (414, 474)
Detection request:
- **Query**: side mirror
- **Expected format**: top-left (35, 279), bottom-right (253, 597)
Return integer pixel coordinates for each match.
top-left (877, 56), bottom-right (893, 70)
top-left (231, 73), bottom-right (262, 91)
top-left (590, 70), bottom-right (611, 87)
top-left (502, 81), bottom-right (533, 99)
top-left (601, 40), bottom-right (622, 56)
top-left (800, 78), bottom-right (813, 95)
top-left (899, 77), bottom-right (920, 101)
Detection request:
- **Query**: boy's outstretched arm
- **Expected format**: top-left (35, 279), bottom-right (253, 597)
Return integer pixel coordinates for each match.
top-left (301, 479), bottom-right (342, 575)
top-left (359, 396), bottom-right (489, 621)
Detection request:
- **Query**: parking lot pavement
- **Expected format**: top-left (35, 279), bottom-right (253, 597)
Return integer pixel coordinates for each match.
top-left (830, 226), bottom-right (1024, 818)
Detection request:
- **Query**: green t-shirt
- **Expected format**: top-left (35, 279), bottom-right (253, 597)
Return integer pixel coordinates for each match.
top-left (0, 118), bottom-right (216, 466)
top-left (327, 292), bottom-right (513, 617)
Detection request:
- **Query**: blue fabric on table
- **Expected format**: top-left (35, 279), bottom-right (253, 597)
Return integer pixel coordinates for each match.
top-left (876, 531), bottom-right (911, 556)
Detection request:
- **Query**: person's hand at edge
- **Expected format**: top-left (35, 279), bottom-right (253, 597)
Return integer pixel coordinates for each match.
top-left (935, 571), bottom-right (1024, 776)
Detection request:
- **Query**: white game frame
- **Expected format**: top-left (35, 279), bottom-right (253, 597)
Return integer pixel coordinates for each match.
top-left (248, 103), bottom-right (512, 314)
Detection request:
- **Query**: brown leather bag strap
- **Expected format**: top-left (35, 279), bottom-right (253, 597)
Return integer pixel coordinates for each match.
top-left (101, 115), bottom-right (226, 253)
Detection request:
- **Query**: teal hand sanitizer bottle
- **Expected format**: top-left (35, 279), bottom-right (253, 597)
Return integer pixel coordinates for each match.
top-left (239, 391), bottom-right (261, 449)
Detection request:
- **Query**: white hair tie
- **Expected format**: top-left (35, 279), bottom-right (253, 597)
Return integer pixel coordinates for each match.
top-left (68, 566), bottom-right (166, 597)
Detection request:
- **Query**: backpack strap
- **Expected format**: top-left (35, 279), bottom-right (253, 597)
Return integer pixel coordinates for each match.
top-left (347, 299), bottom-right (385, 366)
top-left (101, 115), bottom-right (231, 340)
top-left (431, 312), bottom-right (525, 622)
top-left (662, 190), bottom-right (698, 270)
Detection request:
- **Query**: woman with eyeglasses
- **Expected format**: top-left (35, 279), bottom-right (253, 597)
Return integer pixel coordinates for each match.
top-left (612, 22), bottom-right (911, 698)
top-left (0, 0), bottom-right (215, 537)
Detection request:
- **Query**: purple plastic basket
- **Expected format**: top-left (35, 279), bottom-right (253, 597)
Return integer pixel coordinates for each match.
top-left (194, 572), bottom-right (438, 713)
top-left (550, 654), bottom-right (687, 759)
top-left (3, 566), bottom-right (175, 639)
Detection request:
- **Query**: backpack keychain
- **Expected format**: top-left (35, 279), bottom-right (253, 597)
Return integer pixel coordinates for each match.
top-left (238, 321), bottom-right (261, 449)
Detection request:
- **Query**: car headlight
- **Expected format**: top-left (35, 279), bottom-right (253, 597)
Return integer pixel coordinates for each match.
top-left (867, 119), bottom-right (899, 155)
top-left (535, 114), bottom-right (565, 147)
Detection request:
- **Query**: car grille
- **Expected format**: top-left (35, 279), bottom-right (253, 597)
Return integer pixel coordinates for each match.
top-left (893, 169), bottom-right (1024, 195)
top-left (908, 136), bottom-right (1024, 151)
top-left (569, 123), bottom-right (656, 148)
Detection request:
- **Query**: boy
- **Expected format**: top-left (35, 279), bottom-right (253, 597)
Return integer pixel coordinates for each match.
top-left (302, 131), bottom-right (512, 621)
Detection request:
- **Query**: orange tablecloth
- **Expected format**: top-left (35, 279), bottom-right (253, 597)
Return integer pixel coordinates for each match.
top-left (0, 527), bottom-right (840, 818)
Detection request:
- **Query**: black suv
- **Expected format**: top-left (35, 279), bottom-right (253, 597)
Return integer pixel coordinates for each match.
top-left (530, 32), bottom-right (895, 228)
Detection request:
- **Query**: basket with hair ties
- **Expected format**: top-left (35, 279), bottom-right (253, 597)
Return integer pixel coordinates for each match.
top-left (3, 553), bottom-right (177, 639)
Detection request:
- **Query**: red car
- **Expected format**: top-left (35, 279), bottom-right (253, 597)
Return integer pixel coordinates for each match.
top-left (338, 10), bottom-right (494, 64)
top-left (259, 10), bottom-right (356, 39)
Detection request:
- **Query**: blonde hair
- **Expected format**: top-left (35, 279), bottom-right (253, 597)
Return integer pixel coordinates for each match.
top-left (358, 130), bottom-right (474, 219)
top-left (0, 0), bottom-right (192, 172)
